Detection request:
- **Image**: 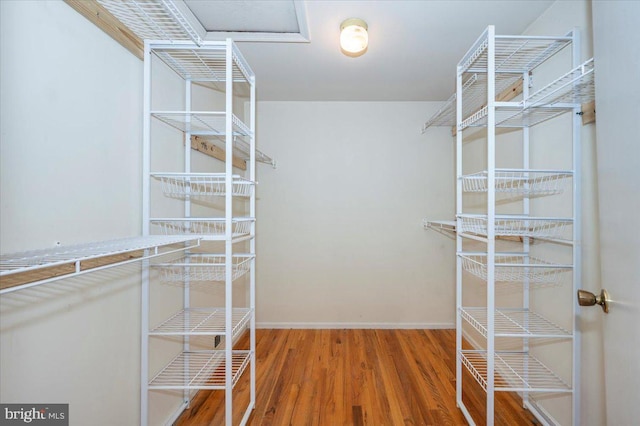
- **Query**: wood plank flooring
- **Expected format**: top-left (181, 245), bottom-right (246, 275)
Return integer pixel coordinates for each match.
top-left (174, 329), bottom-right (538, 425)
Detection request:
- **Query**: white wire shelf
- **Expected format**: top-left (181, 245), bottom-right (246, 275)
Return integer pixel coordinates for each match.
top-left (459, 105), bottom-right (569, 130)
top-left (152, 173), bottom-right (254, 200)
top-left (0, 236), bottom-right (199, 294)
top-left (149, 350), bottom-right (251, 390)
top-left (461, 169), bottom-right (572, 197)
top-left (422, 74), bottom-right (481, 130)
top-left (152, 112), bottom-right (251, 137)
top-left (154, 254), bottom-right (253, 282)
top-left (422, 74), bottom-right (522, 131)
top-left (460, 350), bottom-right (572, 393)
top-left (151, 218), bottom-right (253, 241)
top-left (460, 307), bottom-right (571, 338)
top-left (460, 28), bottom-right (572, 74)
top-left (526, 58), bottom-right (595, 107)
top-left (424, 219), bottom-right (549, 244)
top-left (423, 92), bottom-right (457, 130)
top-left (96, 2), bottom-right (256, 83)
top-left (458, 214), bottom-right (572, 240)
top-left (152, 44), bottom-right (254, 83)
top-left (423, 219), bottom-right (457, 238)
top-left (459, 253), bottom-right (572, 284)
top-left (97, 0), bottom-right (202, 44)
top-left (149, 308), bottom-right (251, 337)
top-left (459, 59), bottom-right (595, 130)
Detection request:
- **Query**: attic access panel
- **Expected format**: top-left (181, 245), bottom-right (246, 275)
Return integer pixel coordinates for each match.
top-left (184, 0), bottom-right (309, 42)
top-left (95, 0), bottom-right (309, 45)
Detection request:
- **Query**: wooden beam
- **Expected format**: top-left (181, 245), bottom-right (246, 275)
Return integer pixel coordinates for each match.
top-left (496, 77), bottom-right (525, 102)
top-left (581, 100), bottom-right (596, 125)
top-left (189, 136), bottom-right (247, 170)
top-left (451, 78), bottom-right (524, 136)
top-left (64, 0), bottom-right (143, 60)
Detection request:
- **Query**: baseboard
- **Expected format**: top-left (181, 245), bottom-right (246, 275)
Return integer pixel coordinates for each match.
top-left (256, 322), bottom-right (455, 329)
top-left (164, 400), bottom-right (189, 426)
top-left (524, 399), bottom-right (558, 426)
top-left (461, 329), bottom-right (484, 350)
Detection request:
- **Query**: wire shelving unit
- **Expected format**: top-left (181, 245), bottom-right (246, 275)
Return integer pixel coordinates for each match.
top-left (141, 38), bottom-right (265, 426)
top-left (423, 25), bottom-right (594, 425)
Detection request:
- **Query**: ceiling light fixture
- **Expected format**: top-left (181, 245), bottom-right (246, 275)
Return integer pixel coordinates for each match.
top-left (340, 18), bottom-right (368, 57)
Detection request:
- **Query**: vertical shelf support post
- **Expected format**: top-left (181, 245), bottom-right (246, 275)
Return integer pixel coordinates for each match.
top-left (485, 25), bottom-right (497, 426)
top-left (224, 39), bottom-right (234, 426)
top-left (140, 39), bottom-right (152, 426)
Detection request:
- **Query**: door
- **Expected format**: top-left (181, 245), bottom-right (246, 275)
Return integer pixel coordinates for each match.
top-left (592, 2), bottom-right (640, 424)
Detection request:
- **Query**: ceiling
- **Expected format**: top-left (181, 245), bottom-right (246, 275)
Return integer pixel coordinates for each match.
top-left (184, 0), bottom-right (555, 101)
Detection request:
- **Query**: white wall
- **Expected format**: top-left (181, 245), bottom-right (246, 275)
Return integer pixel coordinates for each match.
top-left (0, 3), bottom-right (143, 251)
top-left (523, 1), bottom-right (603, 425)
top-left (0, 1), bottom-right (143, 425)
top-left (255, 101), bottom-right (456, 327)
top-left (592, 1), bottom-right (640, 424)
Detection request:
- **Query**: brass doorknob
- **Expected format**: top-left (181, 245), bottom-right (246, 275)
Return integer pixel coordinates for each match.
top-left (577, 289), bottom-right (610, 313)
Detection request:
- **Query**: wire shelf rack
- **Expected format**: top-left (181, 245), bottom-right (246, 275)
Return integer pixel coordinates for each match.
top-left (423, 219), bottom-right (457, 238)
top-left (460, 105), bottom-right (570, 130)
top-left (526, 58), bottom-right (595, 107)
top-left (151, 218), bottom-right (253, 240)
top-left (149, 308), bottom-right (251, 336)
top-left (459, 253), bottom-right (572, 284)
top-left (97, 0), bottom-right (202, 44)
top-left (152, 112), bottom-right (251, 137)
top-left (0, 236), bottom-right (199, 294)
top-left (460, 30), bottom-right (572, 74)
top-left (154, 254), bottom-right (253, 282)
top-left (459, 58), bottom-right (595, 130)
top-left (460, 307), bottom-right (571, 338)
top-left (458, 214), bottom-right (572, 240)
top-left (460, 350), bottom-right (572, 393)
top-left (148, 350), bottom-right (251, 390)
top-left (152, 44), bottom-right (253, 83)
top-left (422, 74), bottom-right (481, 130)
top-left (152, 173), bottom-right (254, 200)
top-left (423, 93), bottom-right (457, 130)
top-left (422, 74), bottom-right (522, 131)
top-left (461, 169), bottom-right (572, 197)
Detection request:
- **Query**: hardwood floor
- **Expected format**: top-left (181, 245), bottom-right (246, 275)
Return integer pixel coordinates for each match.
top-left (174, 329), bottom-right (537, 425)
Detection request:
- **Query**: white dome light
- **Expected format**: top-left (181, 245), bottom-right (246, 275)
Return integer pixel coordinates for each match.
top-left (340, 18), bottom-right (368, 57)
